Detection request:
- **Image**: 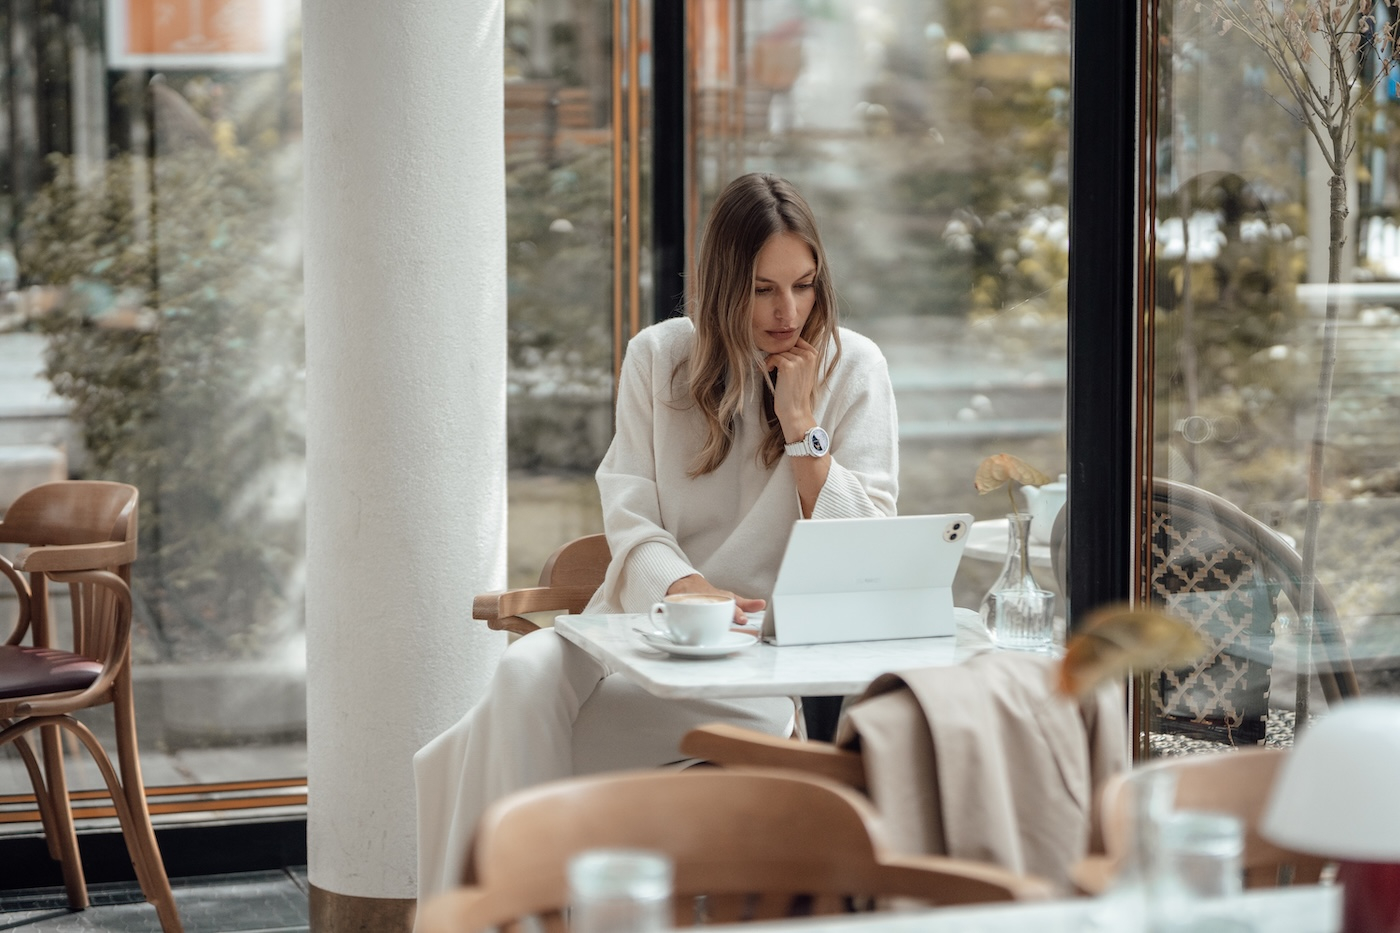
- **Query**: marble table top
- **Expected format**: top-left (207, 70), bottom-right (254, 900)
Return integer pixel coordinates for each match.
top-left (553, 607), bottom-right (993, 700)
top-left (712, 884), bottom-right (1340, 933)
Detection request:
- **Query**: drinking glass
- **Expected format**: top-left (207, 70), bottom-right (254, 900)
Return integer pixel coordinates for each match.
top-left (1163, 810), bottom-right (1243, 898)
top-left (567, 849), bottom-right (673, 933)
top-left (1157, 811), bottom-right (1252, 933)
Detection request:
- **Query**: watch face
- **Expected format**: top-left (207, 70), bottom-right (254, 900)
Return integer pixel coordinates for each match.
top-left (809, 427), bottom-right (829, 455)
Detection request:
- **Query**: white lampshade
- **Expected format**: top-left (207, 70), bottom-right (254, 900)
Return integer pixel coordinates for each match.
top-left (1261, 698), bottom-right (1400, 862)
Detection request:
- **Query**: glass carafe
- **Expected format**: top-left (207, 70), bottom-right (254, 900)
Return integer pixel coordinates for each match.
top-left (979, 512), bottom-right (1056, 652)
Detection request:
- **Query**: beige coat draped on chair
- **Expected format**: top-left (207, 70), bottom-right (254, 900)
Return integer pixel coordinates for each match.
top-left (834, 650), bottom-right (1128, 891)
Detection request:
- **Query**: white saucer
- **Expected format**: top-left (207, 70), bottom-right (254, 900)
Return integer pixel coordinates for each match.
top-left (635, 630), bottom-right (757, 659)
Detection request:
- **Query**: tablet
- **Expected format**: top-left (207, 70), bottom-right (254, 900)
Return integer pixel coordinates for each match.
top-left (763, 513), bottom-right (973, 646)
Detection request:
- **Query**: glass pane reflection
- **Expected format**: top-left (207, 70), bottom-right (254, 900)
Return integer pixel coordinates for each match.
top-left (690, 0), bottom-right (1071, 614)
top-left (1148, 1), bottom-right (1400, 755)
top-left (0, 1), bottom-right (307, 821)
top-left (503, 0), bottom-right (615, 589)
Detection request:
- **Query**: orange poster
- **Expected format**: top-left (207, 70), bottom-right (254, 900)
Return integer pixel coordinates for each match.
top-left (107, 0), bottom-right (283, 68)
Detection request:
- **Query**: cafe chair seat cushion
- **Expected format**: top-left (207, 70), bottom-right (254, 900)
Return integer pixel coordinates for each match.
top-left (0, 646), bottom-right (102, 700)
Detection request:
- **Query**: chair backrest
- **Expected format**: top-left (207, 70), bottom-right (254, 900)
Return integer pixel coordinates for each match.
top-left (1149, 479), bottom-right (1357, 744)
top-left (1100, 748), bottom-right (1325, 888)
top-left (0, 482), bottom-right (138, 661)
top-left (537, 533), bottom-right (610, 589)
top-left (1052, 479), bottom-right (1358, 745)
top-left (424, 769), bottom-right (1048, 932)
top-left (680, 722), bottom-right (867, 790)
top-left (0, 481), bottom-right (138, 552)
top-left (474, 533), bottom-right (609, 635)
top-left (0, 481), bottom-right (139, 605)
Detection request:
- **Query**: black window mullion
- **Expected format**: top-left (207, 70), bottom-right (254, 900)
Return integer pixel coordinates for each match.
top-left (1066, 0), bottom-right (1141, 628)
top-left (651, 0), bottom-right (686, 322)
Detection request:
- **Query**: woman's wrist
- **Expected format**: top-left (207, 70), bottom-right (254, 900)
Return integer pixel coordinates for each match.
top-left (781, 416), bottom-right (817, 444)
top-left (665, 573), bottom-right (763, 620)
top-left (665, 573), bottom-right (710, 596)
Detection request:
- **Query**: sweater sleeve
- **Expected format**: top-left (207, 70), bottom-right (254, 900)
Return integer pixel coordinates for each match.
top-left (591, 331), bottom-right (698, 612)
top-left (809, 337), bottom-right (900, 520)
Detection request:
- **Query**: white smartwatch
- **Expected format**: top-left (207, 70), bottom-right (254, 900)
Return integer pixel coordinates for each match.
top-left (784, 426), bottom-right (830, 458)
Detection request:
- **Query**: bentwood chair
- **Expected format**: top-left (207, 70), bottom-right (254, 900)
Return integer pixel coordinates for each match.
top-left (681, 721), bottom-right (866, 789)
top-left (0, 481), bottom-right (182, 932)
top-left (1075, 747), bottom-right (1326, 893)
top-left (415, 768), bottom-right (1052, 933)
top-left (682, 651), bottom-right (1128, 893)
top-left (473, 534), bottom-right (610, 636)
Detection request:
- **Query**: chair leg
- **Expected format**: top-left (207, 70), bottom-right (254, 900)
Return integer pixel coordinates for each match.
top-left (109, 684), bottom-right (184, 933)
top-left (40, 721), bottom-right (89, 910)
top-left (9, 729), bottom-right (64, 862)
top-left (60, 713), bottom-right (183, 933)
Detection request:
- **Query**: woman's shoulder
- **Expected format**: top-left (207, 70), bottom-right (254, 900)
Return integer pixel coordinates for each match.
top-left (626, 316), bottom-right (695, 364)
top-left (833, 326), bottom-right (889, 369)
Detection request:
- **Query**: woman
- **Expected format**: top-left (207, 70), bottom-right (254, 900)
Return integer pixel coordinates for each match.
top-left (415, 173), bottom-right (898, 900)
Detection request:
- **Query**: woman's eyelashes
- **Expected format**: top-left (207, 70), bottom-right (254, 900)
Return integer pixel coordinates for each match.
top-left (753, 281), bottom-right (814, 295)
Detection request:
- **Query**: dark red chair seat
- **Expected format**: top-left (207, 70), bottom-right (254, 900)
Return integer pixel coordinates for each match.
top-left (0, 646), bottom-right (102, 700)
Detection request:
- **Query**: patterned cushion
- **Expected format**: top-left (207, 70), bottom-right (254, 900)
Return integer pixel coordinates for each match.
top-left (1150, 509), bottom-right (1275, 744)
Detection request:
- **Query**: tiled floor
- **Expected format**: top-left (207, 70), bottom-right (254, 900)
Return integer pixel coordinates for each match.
top-left (0, 869), bottom-right (309, 932)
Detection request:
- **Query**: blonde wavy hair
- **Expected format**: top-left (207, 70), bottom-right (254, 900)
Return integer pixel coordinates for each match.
top-left (679, 173), bottom-right (841, 476)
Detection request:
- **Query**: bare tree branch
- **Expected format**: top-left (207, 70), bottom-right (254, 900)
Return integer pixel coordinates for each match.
top-left (1191, 0), bottom-right (1400, 729)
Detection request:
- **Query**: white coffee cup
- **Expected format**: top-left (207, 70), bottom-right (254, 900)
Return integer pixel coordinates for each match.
top-left (650, 593), bottom-right (734, 646)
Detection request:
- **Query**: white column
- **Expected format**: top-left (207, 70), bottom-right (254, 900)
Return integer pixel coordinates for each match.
top-left (302, 0), bottom-right (506, 923)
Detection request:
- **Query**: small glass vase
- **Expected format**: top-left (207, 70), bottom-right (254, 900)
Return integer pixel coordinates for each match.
top-left (979, 512), bottom-right (1056, 652)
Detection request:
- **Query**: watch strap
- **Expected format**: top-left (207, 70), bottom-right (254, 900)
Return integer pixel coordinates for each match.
top-left (784, 426), bottom-right (829, 457)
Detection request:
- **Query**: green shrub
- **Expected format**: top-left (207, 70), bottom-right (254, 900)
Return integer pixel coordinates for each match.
top-left (19, 150), bottom-right (303, 663)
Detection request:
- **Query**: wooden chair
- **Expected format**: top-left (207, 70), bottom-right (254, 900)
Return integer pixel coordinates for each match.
top-left (415, 768), bottom-right (1052, 932)
top-left (684, 654), bottom-right (1130, 897)
top-left (473, 533), bottom-right (610, 636)
top-left (0, 481), bottom-right (182, 932)
top-left (1081, 747), bottom-right (1325, 893)
top-left (680, 721), bottom-right (866, 790)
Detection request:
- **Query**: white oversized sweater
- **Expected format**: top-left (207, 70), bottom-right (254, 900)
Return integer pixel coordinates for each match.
top-left (585, 316), bottom-right (899, 615)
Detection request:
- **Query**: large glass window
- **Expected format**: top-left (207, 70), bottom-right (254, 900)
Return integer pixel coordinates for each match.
top-left (1146, 0), bottom-right (1400, 753)
top-left (0, 0), bottom-right (629, 843)
top-left (1, 0), bottom-right (307, 831)
top-left (687, 0), bottom-right (1072, 614)
top-left (502, 0), bottom-right (620, 588)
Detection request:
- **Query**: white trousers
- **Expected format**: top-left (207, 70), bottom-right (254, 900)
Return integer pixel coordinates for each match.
top-left (413, 628), bottom-right (793, 901)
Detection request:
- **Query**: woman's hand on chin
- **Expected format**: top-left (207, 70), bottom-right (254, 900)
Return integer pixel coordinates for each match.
top-left (765, 337), bottom-right (820, 437)
top-left (665, 573), bottom-right (765, 624)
